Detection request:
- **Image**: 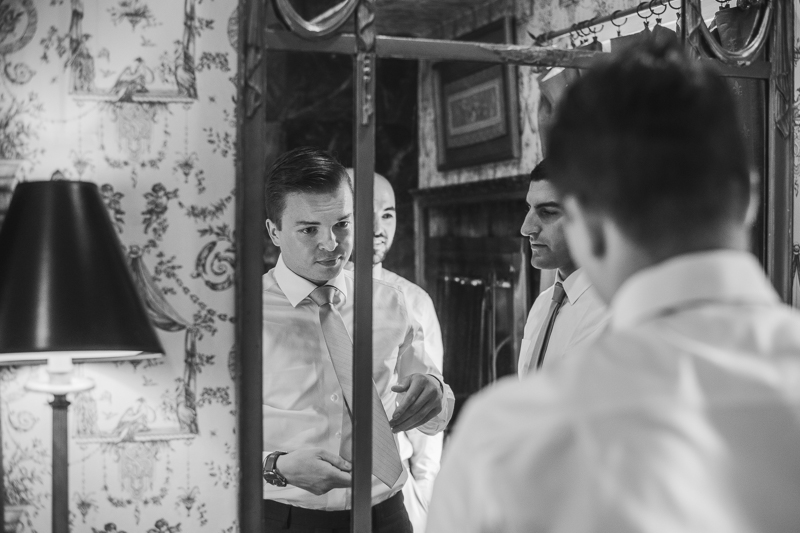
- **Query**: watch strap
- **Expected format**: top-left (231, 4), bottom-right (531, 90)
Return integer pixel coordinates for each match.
top-left (263, 451), bottom-right (288, 486)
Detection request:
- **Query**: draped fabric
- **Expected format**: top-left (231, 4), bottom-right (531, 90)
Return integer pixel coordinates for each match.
top-left (129, 247), bottom-right (199, 434)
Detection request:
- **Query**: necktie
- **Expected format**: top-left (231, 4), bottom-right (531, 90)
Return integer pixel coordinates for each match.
top-left (309, 285), bottom-right (403, 488)
top-left (529, 282), bottom-right (567, 373)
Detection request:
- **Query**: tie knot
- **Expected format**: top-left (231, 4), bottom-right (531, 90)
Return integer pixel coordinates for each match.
top-left (310, 285), bottom-right (339, 307)
top-left (552, 282), bottom-right (566, 304)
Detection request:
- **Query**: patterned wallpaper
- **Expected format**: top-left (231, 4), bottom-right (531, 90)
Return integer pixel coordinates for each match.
top-left (1, 0), bottom-right (238, 532)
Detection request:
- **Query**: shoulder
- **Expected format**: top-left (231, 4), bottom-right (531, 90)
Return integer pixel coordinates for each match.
top-left (383, 269), bottom-right (435, 308)
top-left (577, 282), bottom-right (608, 316)
top-left (344, 269), bottom-right (409, 312)
top-left (262, 270), bottom-right (285, 301)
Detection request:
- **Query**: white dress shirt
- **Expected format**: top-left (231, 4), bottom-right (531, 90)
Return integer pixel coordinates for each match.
top-left (429, 251), bottom-right (800, 533)
top-left (375, 264), bottom-right (444, 533)
top-left (263, 255), bottom-right (454, 510)
top-left (518, 268), bottom-right (609, 375)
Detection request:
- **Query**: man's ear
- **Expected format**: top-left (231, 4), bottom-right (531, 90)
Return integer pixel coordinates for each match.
top-left (563, 196), bottom-right (606, 261)
top-left (265, 219), bottom-right (281, 247)
top-left (743, 169), bottom-right (761, 228)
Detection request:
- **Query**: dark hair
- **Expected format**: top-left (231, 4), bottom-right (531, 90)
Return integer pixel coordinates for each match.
top-left (265, 147), bottom-right (352, 228)
top-left (547, 39), bottom-right (750, 248)
top-left (530, 159), bottom-right (550, 182)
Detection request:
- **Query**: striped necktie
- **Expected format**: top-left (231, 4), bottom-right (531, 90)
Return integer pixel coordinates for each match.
top-left (529, 281), bottom-right (567, 373)
top-left (310, 285), bottom-right (403, 488)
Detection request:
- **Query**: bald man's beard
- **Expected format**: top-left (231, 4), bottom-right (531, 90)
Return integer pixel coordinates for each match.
top-left (372, 239), bottom-right (390, 265)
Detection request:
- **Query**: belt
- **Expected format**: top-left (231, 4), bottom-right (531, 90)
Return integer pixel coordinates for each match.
top-left (263, 491), bottom-right (405, 529)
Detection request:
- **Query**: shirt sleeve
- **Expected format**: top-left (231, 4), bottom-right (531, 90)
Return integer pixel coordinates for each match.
top-left (417, 292), bottom-right (444, 371)
top-left (395, 293), bottom-right (454, 435)
top-left (405, 429), bottom-right (443, 505)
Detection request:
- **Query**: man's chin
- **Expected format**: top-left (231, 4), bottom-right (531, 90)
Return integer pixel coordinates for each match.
top-left (372, 251), bottom-right (386, 265)
top-left (530, 258), bottom-right (557, 271)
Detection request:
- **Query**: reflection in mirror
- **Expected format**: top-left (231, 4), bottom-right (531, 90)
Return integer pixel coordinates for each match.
top-left (262, 50), bottom-right (456, 530)
top-left (255, 0), bottom-right (783, 530)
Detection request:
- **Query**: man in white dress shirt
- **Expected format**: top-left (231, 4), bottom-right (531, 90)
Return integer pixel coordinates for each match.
top-left (428, 40), bottom-right (800, 532)
top-left (262, 147), bottom-right (454, 533)
top-left (370, 171), bottom-right (444, 533)
top-left (518, 159), bottom-right (608, 375)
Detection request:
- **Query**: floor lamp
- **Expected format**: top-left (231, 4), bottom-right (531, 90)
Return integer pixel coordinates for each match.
top-left (0, 181), bottom-right (164, 533)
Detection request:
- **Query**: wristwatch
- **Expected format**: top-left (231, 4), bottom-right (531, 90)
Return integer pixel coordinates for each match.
top-left (263, 451), bottom-right (288, 487)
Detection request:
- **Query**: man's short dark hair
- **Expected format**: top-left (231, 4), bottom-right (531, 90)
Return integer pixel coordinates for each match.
top-left (547, 39), bottom-right (750, 248)
top-left (530, 159), bottom-right (550, 182)
top-left (265, 147), bottom-right (353, 228)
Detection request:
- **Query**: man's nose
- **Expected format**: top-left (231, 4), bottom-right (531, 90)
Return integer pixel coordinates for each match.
top-left (373, 215), bottom-right (381, 236)
top-left (319, 229), bottom-right (337, 252)
top-left (520, 212), bottom-right (540, 237)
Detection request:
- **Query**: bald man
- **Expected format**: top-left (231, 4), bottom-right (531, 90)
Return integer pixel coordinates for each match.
top-left (347, 170), bottom-right (444, 533)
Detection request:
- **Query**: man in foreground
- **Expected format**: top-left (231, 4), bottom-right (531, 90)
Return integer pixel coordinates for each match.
top-left (428, 40), bottom-right (800, 532)
top-left (262, 147), bottom-right (454, 533)
top-left (518, 159), bottom-right (608, 375)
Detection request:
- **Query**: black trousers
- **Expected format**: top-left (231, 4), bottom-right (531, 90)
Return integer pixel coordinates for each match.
top-left (263, 492), bottom-right (413, 533)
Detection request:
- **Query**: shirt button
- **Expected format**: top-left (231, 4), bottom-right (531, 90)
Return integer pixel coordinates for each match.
top-left (335, 431), bottom-right (342, 438)
top-left (331, 393), bottom-right (339, 402)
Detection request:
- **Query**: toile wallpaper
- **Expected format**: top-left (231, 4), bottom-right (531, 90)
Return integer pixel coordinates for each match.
top-left (0, 0), bottom-right (239, 531)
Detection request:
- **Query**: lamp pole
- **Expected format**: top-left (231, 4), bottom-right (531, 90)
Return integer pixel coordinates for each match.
top-left (50, 395), bottom-right (70, 533)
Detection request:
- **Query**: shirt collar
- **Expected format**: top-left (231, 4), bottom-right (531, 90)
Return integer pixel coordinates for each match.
top-left (373, 263), bottom-right (384, 280)
top-left (557, 268), bottom-right (592, 306)
top-left (610, 250), bottom-right (779, 330)
top-left (274, 254), bottom-right (349, 308)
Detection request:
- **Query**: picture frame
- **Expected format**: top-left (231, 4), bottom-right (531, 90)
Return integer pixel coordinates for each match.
top-left (432, 18), bottom-right (521, 171)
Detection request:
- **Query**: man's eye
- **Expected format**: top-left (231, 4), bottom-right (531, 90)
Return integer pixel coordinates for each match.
top-left (300, 227), bottom-right (317, 235)
top-left (336, 221), bottom-right (350, 228)
top-left (381, 213), bottom-right (394, 220)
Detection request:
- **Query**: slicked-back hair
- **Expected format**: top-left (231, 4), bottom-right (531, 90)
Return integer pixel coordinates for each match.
top-left (265, 147), bottom-right (353, 229)
top-left (530, 159), bottom-right (550, 182)
top-left (547, 39), bottom-right (750, 248)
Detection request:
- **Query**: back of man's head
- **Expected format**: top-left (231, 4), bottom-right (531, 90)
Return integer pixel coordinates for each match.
top-left (530, 159), bottom-right (550, 183)
top-left (547, 39), bottom-right (750, 253)
top-left (265, 147), bottom-right (352, 229)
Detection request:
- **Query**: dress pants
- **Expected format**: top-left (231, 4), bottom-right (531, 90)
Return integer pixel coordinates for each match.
top-left (263, 492), bottom-right (413, 533)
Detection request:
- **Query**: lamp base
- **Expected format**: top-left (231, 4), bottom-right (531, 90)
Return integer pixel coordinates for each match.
top-left (24, 376), bottom-right (94, 395)
top-left (23, 356), bottom-right (94, 395)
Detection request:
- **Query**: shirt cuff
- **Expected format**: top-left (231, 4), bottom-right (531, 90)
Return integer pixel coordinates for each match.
top-left (417, 374), bottom-right (454, 436)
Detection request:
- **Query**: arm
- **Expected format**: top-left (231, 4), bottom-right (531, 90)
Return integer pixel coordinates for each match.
top-left (404, 429), bottom-right (443, 507)
top-left (273, 449), bottom-right (351, 496)
top-left (391, 296), bottom-right (454, 435)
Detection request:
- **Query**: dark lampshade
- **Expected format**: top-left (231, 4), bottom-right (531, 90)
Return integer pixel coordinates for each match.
top-left (0, 181), bottom-right (164, 364)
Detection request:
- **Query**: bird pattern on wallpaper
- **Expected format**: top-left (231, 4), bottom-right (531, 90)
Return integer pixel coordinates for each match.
top-left (0, 0), bottom-right (238, 531)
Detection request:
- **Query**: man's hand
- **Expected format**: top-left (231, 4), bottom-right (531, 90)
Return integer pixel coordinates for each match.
top-left (277, 448), bottom-right (351, 496)
top-left (390, 373), bottom-right (443, 432)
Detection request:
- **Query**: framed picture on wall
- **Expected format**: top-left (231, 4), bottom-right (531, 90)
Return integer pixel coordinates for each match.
top-left (432, 18), bottom-right (520, 171)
